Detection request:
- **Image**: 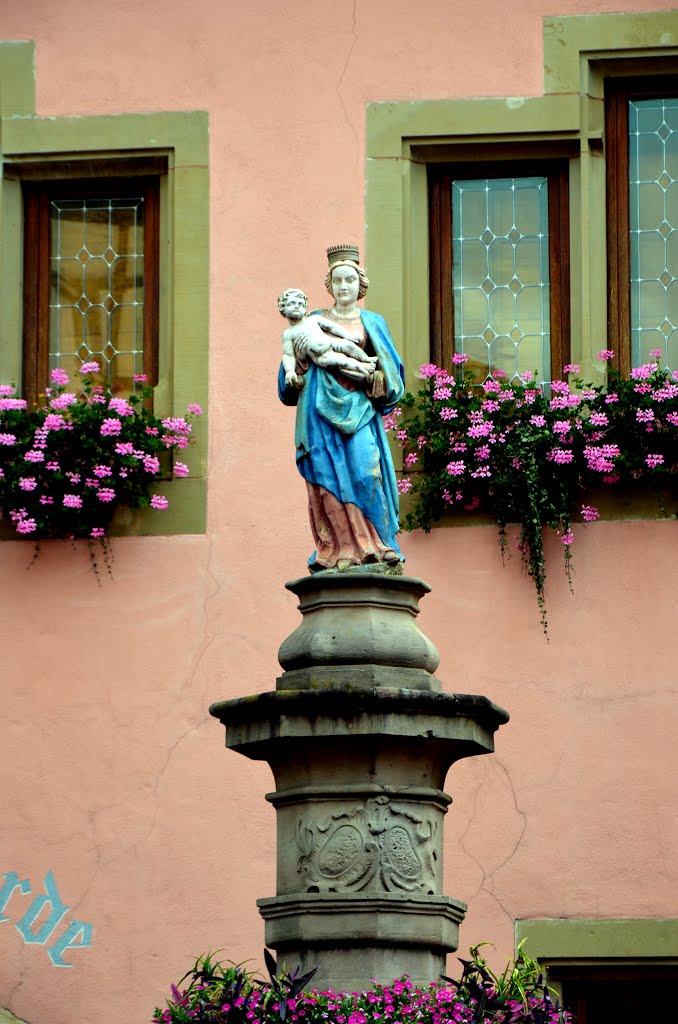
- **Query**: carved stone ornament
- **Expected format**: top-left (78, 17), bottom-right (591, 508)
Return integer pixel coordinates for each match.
top-left (296, 796), bottom-right (438, 895)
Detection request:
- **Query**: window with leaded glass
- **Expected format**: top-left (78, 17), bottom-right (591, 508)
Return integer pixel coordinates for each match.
top-left (607, 76), bottom-right (678, 377)
top-left (429, 161), bottom-right (570, 383)
top-left (22, 177), bottom-right (160, 405)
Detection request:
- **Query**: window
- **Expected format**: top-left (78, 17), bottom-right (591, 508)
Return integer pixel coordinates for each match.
top-left (516, 918), bottom-right (678, 1024)
top-left (429, 162), bottom-right (570, 382)
top-left (0, 40), bottom-right (208, 536)
top-left (366, 10), bottom-right (678, 397)
top-left (558, 965), bottom-right (678, 1024)
top-left (20, 172), bottom-right (162, 406)
top-left (607, 76), bottom-right (678, 377)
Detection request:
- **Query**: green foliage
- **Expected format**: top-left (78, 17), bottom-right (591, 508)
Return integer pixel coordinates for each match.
top-left (449, 941), bottom-right (566, 1021)
top-left (152, 946), bottom-right (572, 1024)
top-left (0, 364), bottom-right (200, 542)
top-left (392, 354), bottom-right (678, 633)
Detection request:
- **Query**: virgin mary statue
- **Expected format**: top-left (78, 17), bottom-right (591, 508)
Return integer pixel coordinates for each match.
top-left (278, 245), bottom-right (405, 572)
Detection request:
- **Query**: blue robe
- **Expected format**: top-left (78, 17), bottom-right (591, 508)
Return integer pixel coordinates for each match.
top-left (278, 309), bottom-right (405, 566)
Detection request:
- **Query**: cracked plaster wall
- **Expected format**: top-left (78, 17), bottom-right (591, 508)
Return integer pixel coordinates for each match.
top-left (1, 1), bottom-right (677, 1023)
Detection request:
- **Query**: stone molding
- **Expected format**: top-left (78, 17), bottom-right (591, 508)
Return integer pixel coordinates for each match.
top-left (277, 574), bottom-right (440, 685)
top-left (258, 891), bottom-right (466, 946)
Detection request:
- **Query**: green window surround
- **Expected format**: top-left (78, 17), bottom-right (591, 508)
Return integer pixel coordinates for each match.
top-left (515, 917), bottom-right (678, 1009)
top-left (366, 11), bottom-right (678, 395)
top-left (0, 41), bottom-right (208, 536)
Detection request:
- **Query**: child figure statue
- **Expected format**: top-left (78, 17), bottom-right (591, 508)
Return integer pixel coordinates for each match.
top-left (278, 288), bottom-right (377, 389)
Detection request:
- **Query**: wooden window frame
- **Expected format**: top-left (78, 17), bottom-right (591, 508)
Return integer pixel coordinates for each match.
top-left (21, 175), bottom-right (160, 407)
top-left (606, 74), bottom-right (678, 379)
top-left (428, 160), bottom-right (571, 378)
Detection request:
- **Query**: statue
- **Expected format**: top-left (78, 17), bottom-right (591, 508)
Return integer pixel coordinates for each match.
top-left (278, 245), bottom-right (405, 572)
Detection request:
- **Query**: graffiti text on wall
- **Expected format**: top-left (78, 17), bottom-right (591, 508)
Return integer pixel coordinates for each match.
top-left (0, 870), bottom-right (93, 967)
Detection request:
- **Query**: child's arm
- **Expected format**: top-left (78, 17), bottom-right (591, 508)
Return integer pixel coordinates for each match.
top-left (311, 315), bottom-right (357, 343)
top-left (311, 316), bottom-right (377, 364)
top-left (282, 328), bottom-right (305, 388)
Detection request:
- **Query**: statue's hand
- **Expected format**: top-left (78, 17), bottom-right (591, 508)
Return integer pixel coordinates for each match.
top-left (293, 330), bottom-right (310, 358)
top-left (285, 371), bottom-right (306, 390)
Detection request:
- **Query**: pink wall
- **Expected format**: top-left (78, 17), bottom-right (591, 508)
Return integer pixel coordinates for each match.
top-left (1, 2), bottom-right (677, 1023)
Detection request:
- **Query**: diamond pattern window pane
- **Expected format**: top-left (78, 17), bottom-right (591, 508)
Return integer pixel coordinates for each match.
top-left (49, 196), bottom-right (144, 393)
top-left (452, 177), bottom-right (550, 383)
top-left (629, 98), bottom-right (678, 368)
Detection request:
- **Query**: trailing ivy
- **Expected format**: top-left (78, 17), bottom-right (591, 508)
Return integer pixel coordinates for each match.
top-left (389, 350), bottom-right (678, 634)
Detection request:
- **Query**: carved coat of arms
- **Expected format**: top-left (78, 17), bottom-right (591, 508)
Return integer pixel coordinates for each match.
top-left (296, 796), bottom-right (438, 894)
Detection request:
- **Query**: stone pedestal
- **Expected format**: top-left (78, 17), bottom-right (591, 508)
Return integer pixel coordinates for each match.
top-left (210, 573), bottom-right (508, 991)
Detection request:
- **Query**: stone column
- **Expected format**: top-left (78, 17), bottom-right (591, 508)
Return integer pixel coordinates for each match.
top-left (210, 572), bottom-right (508, 991)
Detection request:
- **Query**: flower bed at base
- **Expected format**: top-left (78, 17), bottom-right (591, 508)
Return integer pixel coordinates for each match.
top-left (389, 349), bottom-right (678, 633)
top-left (0, 364), bottom-right (202, 543)
top-left (152, 946), bottom-right (571, 1024)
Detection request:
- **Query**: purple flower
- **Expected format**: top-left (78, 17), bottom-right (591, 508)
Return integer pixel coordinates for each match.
top-left (100, 418), bottom-right (122, 436)
top-left (50, 367), bottom-right (70, 387)
top-left (162, 416), bottom-right (191, 435)
top-left (630, 363), bottom-right (655, 380)
top-left (150, 494), bottom-right (169, 510)
top-left (79, 360), bottom-right (100, 374)
top-left (43, 413), bottom-right (66, 431)
top-left (597, 349), bottom-right (615, 361)
top-left (16, 517), bottom-right (37, 534)
top-left (50, 392), bottom-right (78, 409)
top-left (63, 494), bottom-right (82, 508)
top-left (467, 421), bottom-right (493, 438)
top-left (108, 397), bottom-right (134, 417)
top-left (548, 448), bottom-right (574, 464)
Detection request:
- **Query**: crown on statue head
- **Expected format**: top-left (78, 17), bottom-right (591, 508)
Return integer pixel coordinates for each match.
top-left (327, 243), bottom-right (360, 267)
